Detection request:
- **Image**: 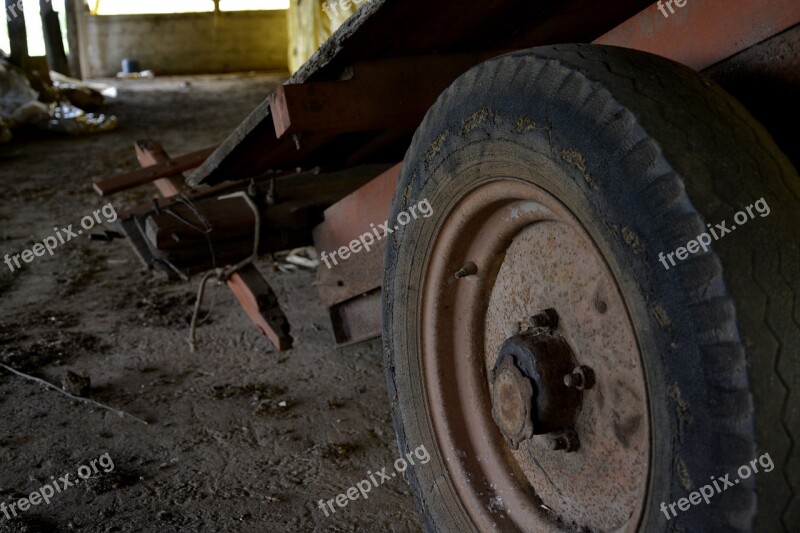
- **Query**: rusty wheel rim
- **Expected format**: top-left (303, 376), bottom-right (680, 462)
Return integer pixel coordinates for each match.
top-left (421, 178), bottom-right (650, 531)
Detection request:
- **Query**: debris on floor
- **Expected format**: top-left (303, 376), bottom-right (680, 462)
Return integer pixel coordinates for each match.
top-left (0, 58), bottom-right (117, 142)
top-left (273, 247), bottom-right (320, 272)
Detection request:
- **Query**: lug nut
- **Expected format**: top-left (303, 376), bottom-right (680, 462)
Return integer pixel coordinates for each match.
top-left (563, 365), bottom-right (595, 390)
top-left (454, 261), bottom-right (478, 279)
top-left (549, 429), bottom-right (580, 453)
top-left (529, 308), bottom-right (558, 329)
top-left (516, 308), bottom-right (559, 334)
top-left (563, 373), bottom-right (583, 388)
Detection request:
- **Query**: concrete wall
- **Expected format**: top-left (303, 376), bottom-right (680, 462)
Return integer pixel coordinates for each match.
top-left (83, 10), bottom-right (288, 77)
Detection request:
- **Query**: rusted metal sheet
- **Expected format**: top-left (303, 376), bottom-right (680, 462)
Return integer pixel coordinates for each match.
top-left (595, 0), bottom-right (800, 70)
top-left (144, 196), bottom-right (256, 251)
top-left (329, 289), bottom-right (382, 347)
top-left (312, 163), bottom-right (401, 346)
top-left (313, 163), bottom-right (401, 307)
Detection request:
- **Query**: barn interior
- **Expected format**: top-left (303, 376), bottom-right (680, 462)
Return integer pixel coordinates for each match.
top-left (1, 1), bottom-right (798, 532)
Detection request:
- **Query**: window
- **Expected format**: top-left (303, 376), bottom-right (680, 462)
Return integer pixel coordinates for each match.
top-left (0, 0), bottom-right (67, 58)
top-left (1, 0), bottom-right (289, 57)
top-left (219, 0), bottom-right (289, 11)
top-left (93, 0), bottom-right (288, 15)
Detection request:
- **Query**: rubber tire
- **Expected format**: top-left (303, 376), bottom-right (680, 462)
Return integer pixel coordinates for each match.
top-left (382, 44), bottom-right (799, 532)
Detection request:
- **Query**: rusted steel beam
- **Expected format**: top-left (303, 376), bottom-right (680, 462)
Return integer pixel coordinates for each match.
top-left (595, 0), bottom-right (800, 71)
top-left (269, 52), bottom-right (506, 139)
top-left (312, 163), bottom-right (401, 346)
top-left (93, 145), bottom-right (215, 197)
top-left (226, 264), bottom-right (293, 351)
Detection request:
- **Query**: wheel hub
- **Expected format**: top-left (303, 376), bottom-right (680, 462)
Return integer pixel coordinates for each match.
top-left (490, 309), bottom-right (588, 450)
top-left (490, 356), bottom-right (534, 449)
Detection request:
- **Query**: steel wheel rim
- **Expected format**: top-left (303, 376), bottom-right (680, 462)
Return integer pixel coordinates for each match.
top-left (420, 178), bottom-right (650, 531)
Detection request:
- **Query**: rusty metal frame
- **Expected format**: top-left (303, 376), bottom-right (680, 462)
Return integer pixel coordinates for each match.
top-left (96, 1), bottom-right (800, 351)
top-left (312, 163), bottom-right (402, 346)
top-left (595, 0), bottom-right (800, 70)
top-left (313, 0), bottom-right (800, 349)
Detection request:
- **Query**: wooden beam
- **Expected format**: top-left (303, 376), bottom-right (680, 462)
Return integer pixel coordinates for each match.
top-left (135, 140), bottom-right (187, 198)
top-left (268, 52), bottom-right (507, 139)
top-left (93, 146), bottom-right (215, 197)
top-left (144, 195), bottom-right (256, 250)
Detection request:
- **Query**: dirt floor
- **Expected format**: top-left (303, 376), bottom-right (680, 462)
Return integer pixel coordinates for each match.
top-left (0, 74), bottom-right (422, 532)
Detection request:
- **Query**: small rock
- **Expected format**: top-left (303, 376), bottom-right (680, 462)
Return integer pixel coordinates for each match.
top-left (62, 371), bottom-right (91, 397)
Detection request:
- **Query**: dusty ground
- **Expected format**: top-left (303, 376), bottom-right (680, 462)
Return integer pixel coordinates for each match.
top-left (0, 74), bottom-right (422, 532)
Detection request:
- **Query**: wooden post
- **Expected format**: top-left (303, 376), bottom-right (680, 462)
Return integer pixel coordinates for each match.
top-left (5, 0), bottom-right (28, 67)
top-left (64, 0), bottom-right (82, 79)
top-left (40, 0), bottom-right (71, 75)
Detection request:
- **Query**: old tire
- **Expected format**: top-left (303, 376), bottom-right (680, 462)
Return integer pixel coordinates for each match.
top-left (382, 44), bottom-right (799, 532)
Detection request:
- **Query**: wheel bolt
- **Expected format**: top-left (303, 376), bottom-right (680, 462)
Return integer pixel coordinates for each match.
top-left (529, 308), bottom-right (558, 329)
top-left (454, 261), bottom-right (478, 279)
top-left (516, 308), bottom-right (559, 334)
top-left (549, 429), bottom-right (579, 452)
top-left (563, 365), bottom-right (595, 390)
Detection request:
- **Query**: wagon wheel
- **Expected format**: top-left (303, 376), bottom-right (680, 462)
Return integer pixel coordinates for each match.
top-left (382, 45), bottom-right (800, 531)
